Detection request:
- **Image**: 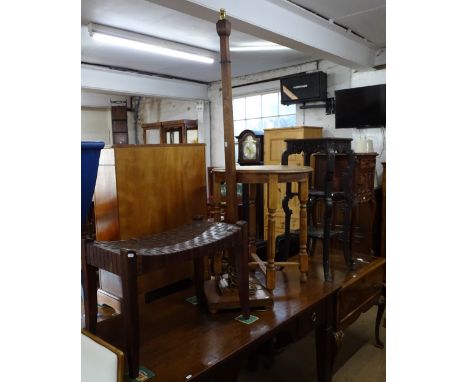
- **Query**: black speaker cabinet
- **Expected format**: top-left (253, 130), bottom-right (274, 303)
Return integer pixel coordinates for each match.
top-left (280, 71), bottom-right (327, 105)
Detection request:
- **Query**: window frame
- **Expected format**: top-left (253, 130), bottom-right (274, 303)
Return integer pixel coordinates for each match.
top-left (232, 91), bottom-right (296, 138)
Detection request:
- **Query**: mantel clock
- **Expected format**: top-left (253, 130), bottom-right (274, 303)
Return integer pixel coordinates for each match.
top-left (236, 129), bottom-right (264, 165)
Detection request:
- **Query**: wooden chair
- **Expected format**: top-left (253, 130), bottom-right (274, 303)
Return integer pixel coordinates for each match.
top-left (81, 329), bottom-right (124, 382)
top-left (307, 151), bottom-right (356, 281)
top-left (82, 220), bottom-right (250, 378)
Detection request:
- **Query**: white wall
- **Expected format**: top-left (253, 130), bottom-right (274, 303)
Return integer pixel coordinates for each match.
top-left (81, 108), bottom-right (112, 144)
top-left (140, 98), bottom-right (199, 124)
top-left (139, 97), bottom-right (211, 164)
top-left (208, 60), bottom-right (386, 185)
top-left (81, 90), bottom-right (136, 144)
top-left (81, 60), bottom-right (386, 183)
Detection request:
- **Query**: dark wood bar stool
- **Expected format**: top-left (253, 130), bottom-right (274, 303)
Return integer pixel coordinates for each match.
top-left (307, 151), bottom-right (356, 281)
top-left (82, 220), bottom-right (250, 378)
top-left (280, 138), bottom-right (354, 281)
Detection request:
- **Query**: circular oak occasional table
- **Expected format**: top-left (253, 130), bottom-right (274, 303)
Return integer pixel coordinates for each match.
top-left (212, 165), bottom-right (313, 291)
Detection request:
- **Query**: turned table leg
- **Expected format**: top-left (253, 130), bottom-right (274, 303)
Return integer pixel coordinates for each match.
top-left (248, 183), bottom-right (257, 258)
top-left (213, 177), bottom-right (222, 223)
top-left (266, 174), bottom-right (279, 290)
top-left (298, 179), bottom-right (309, 282)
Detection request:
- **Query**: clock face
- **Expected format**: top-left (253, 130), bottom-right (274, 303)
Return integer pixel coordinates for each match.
top-left (242, 135), bottom-right (257, 160)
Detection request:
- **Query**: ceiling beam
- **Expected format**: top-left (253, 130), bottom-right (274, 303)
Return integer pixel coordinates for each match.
top-left (81, 65), bottom-right (208, 100)
top-left (147, 0), bottom-right (377, 69)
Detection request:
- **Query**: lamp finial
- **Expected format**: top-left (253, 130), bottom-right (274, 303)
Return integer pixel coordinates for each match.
top-left (219, 8), bottom-right (226, 20)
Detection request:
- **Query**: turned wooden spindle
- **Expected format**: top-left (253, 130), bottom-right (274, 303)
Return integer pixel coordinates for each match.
top-left (266, 174), bottom-right (279, 290)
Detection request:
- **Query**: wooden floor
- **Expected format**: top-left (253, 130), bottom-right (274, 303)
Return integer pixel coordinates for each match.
top-left (83, 252), bottom-right (384, 382)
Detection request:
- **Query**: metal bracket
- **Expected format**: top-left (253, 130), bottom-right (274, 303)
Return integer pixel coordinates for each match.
top-left (299, 97), bottom-right (335, 115)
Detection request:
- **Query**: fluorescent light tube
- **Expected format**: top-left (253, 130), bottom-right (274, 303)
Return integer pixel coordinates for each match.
top-left (88, 23), bottom-right (215, 64)
top-left (231, 45), bottom-right (290, 52)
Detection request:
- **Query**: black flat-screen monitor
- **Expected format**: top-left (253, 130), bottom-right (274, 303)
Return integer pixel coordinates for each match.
top-left (335, 84), bottom-right (386, 129)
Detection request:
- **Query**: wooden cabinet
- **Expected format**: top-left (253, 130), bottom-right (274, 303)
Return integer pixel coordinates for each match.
top-left (263, 126), bottom-right (323, 239)
top-left (313, 153), bottom-right (377, 256)
top-left (142, 119), bottom-right (198, 144)
top-left (264, 126), bottom-right (323, 165)
top-left (93, 144), bottom-right (208, 311)
top-left (111, 105), bottom-right (128, 145)
top-left (161, 119), bottom-right (198, 144)
top-left (141, 122), bottom-right (161, 144)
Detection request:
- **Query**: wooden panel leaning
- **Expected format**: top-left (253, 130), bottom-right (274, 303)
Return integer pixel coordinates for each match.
top-left (82, 220), bottom-right (250, 379)
top-left (93, 144), bottom-right (208, 313)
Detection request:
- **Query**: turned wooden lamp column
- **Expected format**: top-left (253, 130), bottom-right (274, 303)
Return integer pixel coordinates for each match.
top-left (216, 9), bottom-right (237, 224)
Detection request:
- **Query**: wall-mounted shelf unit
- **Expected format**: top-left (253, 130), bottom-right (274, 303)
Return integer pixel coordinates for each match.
top-left (111, 100), bottom-right (128, 145)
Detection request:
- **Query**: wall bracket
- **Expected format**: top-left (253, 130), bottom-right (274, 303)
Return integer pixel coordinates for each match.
top-left (299, 97), bottom-right (335, 115)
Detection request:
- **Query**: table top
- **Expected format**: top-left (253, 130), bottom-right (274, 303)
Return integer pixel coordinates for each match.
top-left (212, 165), bottom-right (313, 174)
top-left (94, 253), bottom-right (384, 382)
top-left (284, 137), bottom-right (353, 143)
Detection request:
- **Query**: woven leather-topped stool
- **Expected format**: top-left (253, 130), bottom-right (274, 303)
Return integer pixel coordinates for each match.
top-left (82, 220), bottom-right (250, 378)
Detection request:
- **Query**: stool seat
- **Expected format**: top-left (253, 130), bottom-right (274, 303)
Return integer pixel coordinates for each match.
top-left (93, 221), bottom-right (240, 259)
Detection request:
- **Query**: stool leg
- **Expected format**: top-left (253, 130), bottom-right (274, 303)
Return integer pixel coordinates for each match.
top-left (342, 201), bottom-right (355, 270)
top-left (81, 240), bottom-right (98, 333)
top-left (193, 256), bottom-right (206, 306)
top-left (120, 250), bottom-right (139, 379)
top-left (309, 238), bottom-right (317, 257)
top-left (323, 196), bottom-right (333, 282)
top-left (323, 149), bottom-right (335, 282)
top-left (298, 179), bottom-right (309, 282)
top-left (236, 221), bottom-right (250, 319)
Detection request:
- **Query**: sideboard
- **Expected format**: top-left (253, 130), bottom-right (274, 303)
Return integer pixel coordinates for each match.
top-left (312, 153), bottom-right (378, 256)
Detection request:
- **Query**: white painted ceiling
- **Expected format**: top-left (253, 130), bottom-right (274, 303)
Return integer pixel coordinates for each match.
top-left (288, 0), bottom-right (386, 47)
top-left (81, 0), bottom-right (386, 83)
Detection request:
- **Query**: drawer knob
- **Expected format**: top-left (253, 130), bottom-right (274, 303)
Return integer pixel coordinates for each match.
top-left (311, 312), bottom-right (317, 322)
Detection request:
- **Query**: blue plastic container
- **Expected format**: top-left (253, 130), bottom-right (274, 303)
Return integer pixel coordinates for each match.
top-left (81, 141), bottom-right (105, 225)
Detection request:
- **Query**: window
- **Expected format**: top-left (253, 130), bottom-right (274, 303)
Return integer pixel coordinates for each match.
top-left (233, 92), bottom-right (296, 137)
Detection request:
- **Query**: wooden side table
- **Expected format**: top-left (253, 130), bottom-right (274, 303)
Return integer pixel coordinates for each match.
top-left (212, 165), bottom-right (313, 290)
